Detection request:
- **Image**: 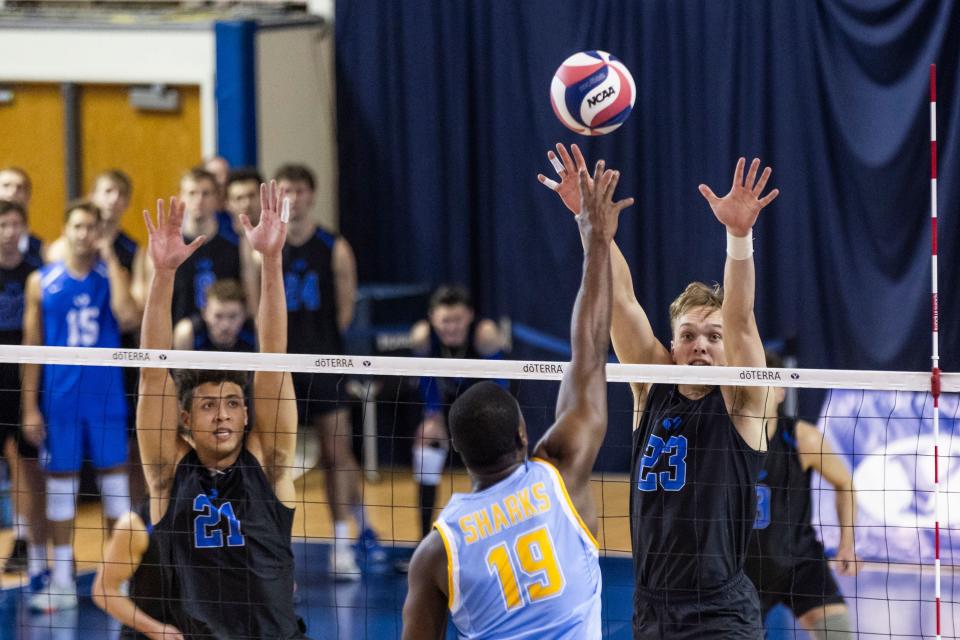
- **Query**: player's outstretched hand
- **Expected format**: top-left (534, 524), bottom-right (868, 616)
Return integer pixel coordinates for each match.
top-left (538, 142), bottom-right (596, 215)
top-left (143, 197), bottom-right (205, 272)
top-left (576, 160), bottom-right (634, 246)
top-left (241, 180), bottom-right (288, 259)
top-left (698, 158), bottom-right (780, 237)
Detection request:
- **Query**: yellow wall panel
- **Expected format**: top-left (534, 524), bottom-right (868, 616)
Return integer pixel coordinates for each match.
top-left (0, 84), bottom-right (67, 244)
top-left (81, 84), bottom-right (201, 247)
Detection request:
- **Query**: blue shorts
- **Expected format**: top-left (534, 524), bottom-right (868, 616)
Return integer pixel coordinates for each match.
top-left (42, 405), bottom-right (128, 474)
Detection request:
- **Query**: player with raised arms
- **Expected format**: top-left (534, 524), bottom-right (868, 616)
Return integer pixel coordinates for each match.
top-left (137, 182), bottom-right (306, 638)
top-left (402, 160), bottom-right (633, 638)
top-left (540, 143), bottom-right (778, 638)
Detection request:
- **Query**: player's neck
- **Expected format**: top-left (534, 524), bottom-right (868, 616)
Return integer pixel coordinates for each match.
top-left (677, 383), bottom-right (712, 400)
top-left (0, 248), bottom-right (23, 269)
top-left (286, 219), bottom-right (316, 247)
top-left (184, 213), bottom-right (218, 239)
top-left (65, 252), bottom-right (96, 276)
top-left (196, 445), bottom-right (243, 472)
top-left (471, 460), bottom-right (523, 493)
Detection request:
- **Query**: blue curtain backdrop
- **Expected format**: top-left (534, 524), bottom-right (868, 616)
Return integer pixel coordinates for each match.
top-left (336, 1), bottom-right (959, 466)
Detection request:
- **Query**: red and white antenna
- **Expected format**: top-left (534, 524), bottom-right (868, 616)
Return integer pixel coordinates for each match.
top-left (930, 62), bottom-right (942, 640)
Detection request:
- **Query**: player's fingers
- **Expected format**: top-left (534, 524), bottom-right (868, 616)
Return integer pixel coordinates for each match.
top-left (185, 235), bottom-right (207, 256)
top-left (556, 143), bottom-right (576, 173)
top-left (537, 174), bottom-right (560, 191)
top-left (593, 160), bottom-right (605, 188)
top-left (698, 184), bottom-right (719, 205)
top-left (577, 167), bottom-right (589, 198)
top-left (753, 166), bottom-right (772, 195)
top-left (155, 198), bottom-right (166, 227)
top-left (548, 151), bottom-right (566, 177)
top-left (571, 144), bottom-right (588, 173)
top-left (732, 157), bottom-right (746, 189)
top-left (757, 188), bottom-right (780, 208)
top-left (238, 214), bottom-right (254, 234)
top-left (143, 209), bottom-right (156, 235)
top-left (744, 158), bottom-right (760, 190)
top-left (260, 182), bottom-right (269, 216)
top-left (281, 196), bottom-right (291, 224)
top-left (604, 170), bottom-right (621, 200)
top-left (613, 196), bottom-right (635, 213)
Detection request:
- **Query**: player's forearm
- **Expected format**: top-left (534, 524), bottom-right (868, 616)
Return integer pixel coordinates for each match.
top-left (257, 254), bottom-right (287, 353)
top-left (106, 258), bottom-right (141, 332)
top-left (21, 363), bottom-right (40, 413)
top-left (610, 241), bottom-right (639, 312)
top-left (141, 269), bottom-right (175, 350)
top-left (722, 253), bottom-right (756, 327)
top-left (94, 587), bottom-right (168, 637)
top-left (571, 235), bottom-right (613, 369)
top-left (835, 480), bottom-right (856, 547)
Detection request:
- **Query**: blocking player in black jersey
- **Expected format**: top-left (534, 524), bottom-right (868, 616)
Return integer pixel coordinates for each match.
top-left (138, 182), bottom-right (305, 638)
top-left (0, 200), bottom-right (47, 586)
top-left (93, 502), bottom-right (187, 640)
top-left (137, 168), bottom-right (259, 324)
top-left (744, 351), bottom-right (857, 639)
top-left (0, 167), bottom-right (44, 263)
top-left (275, 163), bottom-right (381, 579)
top-left (173, 279), bottom-right (257, 353)
top-left (541, 144), bottom-right (779, 638)
top-left (408, 285), bottom-right (506, 541)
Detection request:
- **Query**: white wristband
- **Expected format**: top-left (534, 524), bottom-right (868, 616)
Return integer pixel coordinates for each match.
top-left (726, 231), bottom-right (753, 260)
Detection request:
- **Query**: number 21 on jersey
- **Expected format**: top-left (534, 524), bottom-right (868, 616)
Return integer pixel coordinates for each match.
top-left (485, 525), bottom-right (565, 612)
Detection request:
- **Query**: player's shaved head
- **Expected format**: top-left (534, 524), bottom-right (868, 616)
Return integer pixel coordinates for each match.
top-left (449, 381), bottom-right (523, 472)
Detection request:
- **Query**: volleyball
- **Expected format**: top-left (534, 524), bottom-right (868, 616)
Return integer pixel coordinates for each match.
top-left (550, 50), bottom-right (636, 136)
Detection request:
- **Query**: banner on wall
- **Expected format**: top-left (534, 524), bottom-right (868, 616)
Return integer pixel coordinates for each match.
top-left (811, 390), bottom-right (959, 565)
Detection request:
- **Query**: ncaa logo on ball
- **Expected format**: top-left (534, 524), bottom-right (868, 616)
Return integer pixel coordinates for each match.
top-left (550, 50), bottom-right (636, 136)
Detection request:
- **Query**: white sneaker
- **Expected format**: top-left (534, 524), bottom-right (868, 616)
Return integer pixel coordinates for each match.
top-left (29, 581), bottom-right (77, 613)
top-left (331, 545), bottom-right (361, 582)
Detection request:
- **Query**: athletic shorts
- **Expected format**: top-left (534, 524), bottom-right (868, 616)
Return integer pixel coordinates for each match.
top-left (0, 366), bottom-right (38, 459)
top-left (632, 572), bottom-right (763, 639)
top-left (754, 555), bottom-right (845, 617)
top-left (291, 372), bottom-right (349, 424)
top-left (41, 401), bottom-right (128, 473)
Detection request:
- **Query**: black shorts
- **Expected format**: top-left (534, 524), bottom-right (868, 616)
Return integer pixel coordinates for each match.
top-left (291, 372), bottom-right (350, 424)
top-left (633, 572), bottom-right (762, 639)
top-left (754, 555), bottom-right (845, 617)
top-left (0, 371), bottom-right (38, 459)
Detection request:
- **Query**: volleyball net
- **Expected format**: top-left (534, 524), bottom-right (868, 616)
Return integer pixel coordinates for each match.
top-left (0, 345), bottom-right (957, 639)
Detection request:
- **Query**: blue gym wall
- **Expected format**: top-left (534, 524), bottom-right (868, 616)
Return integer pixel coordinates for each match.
top-left (334, 1), bottom-right (960, 471)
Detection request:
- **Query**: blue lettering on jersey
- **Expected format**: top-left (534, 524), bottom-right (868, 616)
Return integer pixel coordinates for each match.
top-left (285, 259), bottom-right (321, 312)
top-left (193, 493), bottom-right (245, 548)
top-left (194, 258), bottom-right (216, 311)
top-left (753, 484), bottom-right (771, 529)
top-left (637, 434), bottom-right (688, 492)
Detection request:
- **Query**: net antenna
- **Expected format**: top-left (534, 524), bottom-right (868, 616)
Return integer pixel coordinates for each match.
top-left (930, 62), bottom-right (942, 640)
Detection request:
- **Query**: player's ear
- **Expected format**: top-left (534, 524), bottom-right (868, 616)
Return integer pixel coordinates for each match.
top-left (516, 415), bottom-right (528, 451)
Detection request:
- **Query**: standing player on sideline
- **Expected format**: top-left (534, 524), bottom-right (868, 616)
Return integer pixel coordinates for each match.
top-left (22, 201), bottom-right (139, 612)
top-left (0, 200), bottom-right (47, 587)
top-left (173, 279), bottom-right (257, 353)
top-left (225, 168), bottom-right (265, 230)
top-left (541, 144), bottom-right (778, 638)
top-left (744, 351), bottom-right (857, 639)
top-left (402, 162), bottom-right (633, 639)
top-left (407, 285), bottom-right (507, 545)
top-left (0, 167), bottom-right (44, 263)
top-left (275, 163), bottom-right (380, 578)
top-left (138, 183), bottom-right (305, 638)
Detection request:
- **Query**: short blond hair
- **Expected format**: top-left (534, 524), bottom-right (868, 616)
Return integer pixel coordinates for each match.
top-left (669, 282), bottom-right (723, 331)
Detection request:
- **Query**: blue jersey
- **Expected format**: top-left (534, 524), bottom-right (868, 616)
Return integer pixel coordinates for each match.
top-left (434, 458), bottom-right (601, 639)
top-left (39, 261), bottom-right (125, 414)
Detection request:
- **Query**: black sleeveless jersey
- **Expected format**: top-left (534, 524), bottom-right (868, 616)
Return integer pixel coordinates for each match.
top-left (630, 384), bottom-right (765, 596)
top-left (0, 254), bottom-right (40, 386)
top-left (0, 254), bottom-right (40, 345)
top-left (23, 234), bottom-right (43, 265)
top-left (172, 227), bottom-right (242, 324)
top-left (120, 503), bottom-right (181, 640)
top-left (282, 228), bottom-right (341, 355)
top-left (743, 417), bottom-right (824, 580)
top-left (156, 448), bottom-right (300, 639)
top-left (190, 314), bottom-right (257, 353)
top-left (113, 231), bottom-right (138, 274)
